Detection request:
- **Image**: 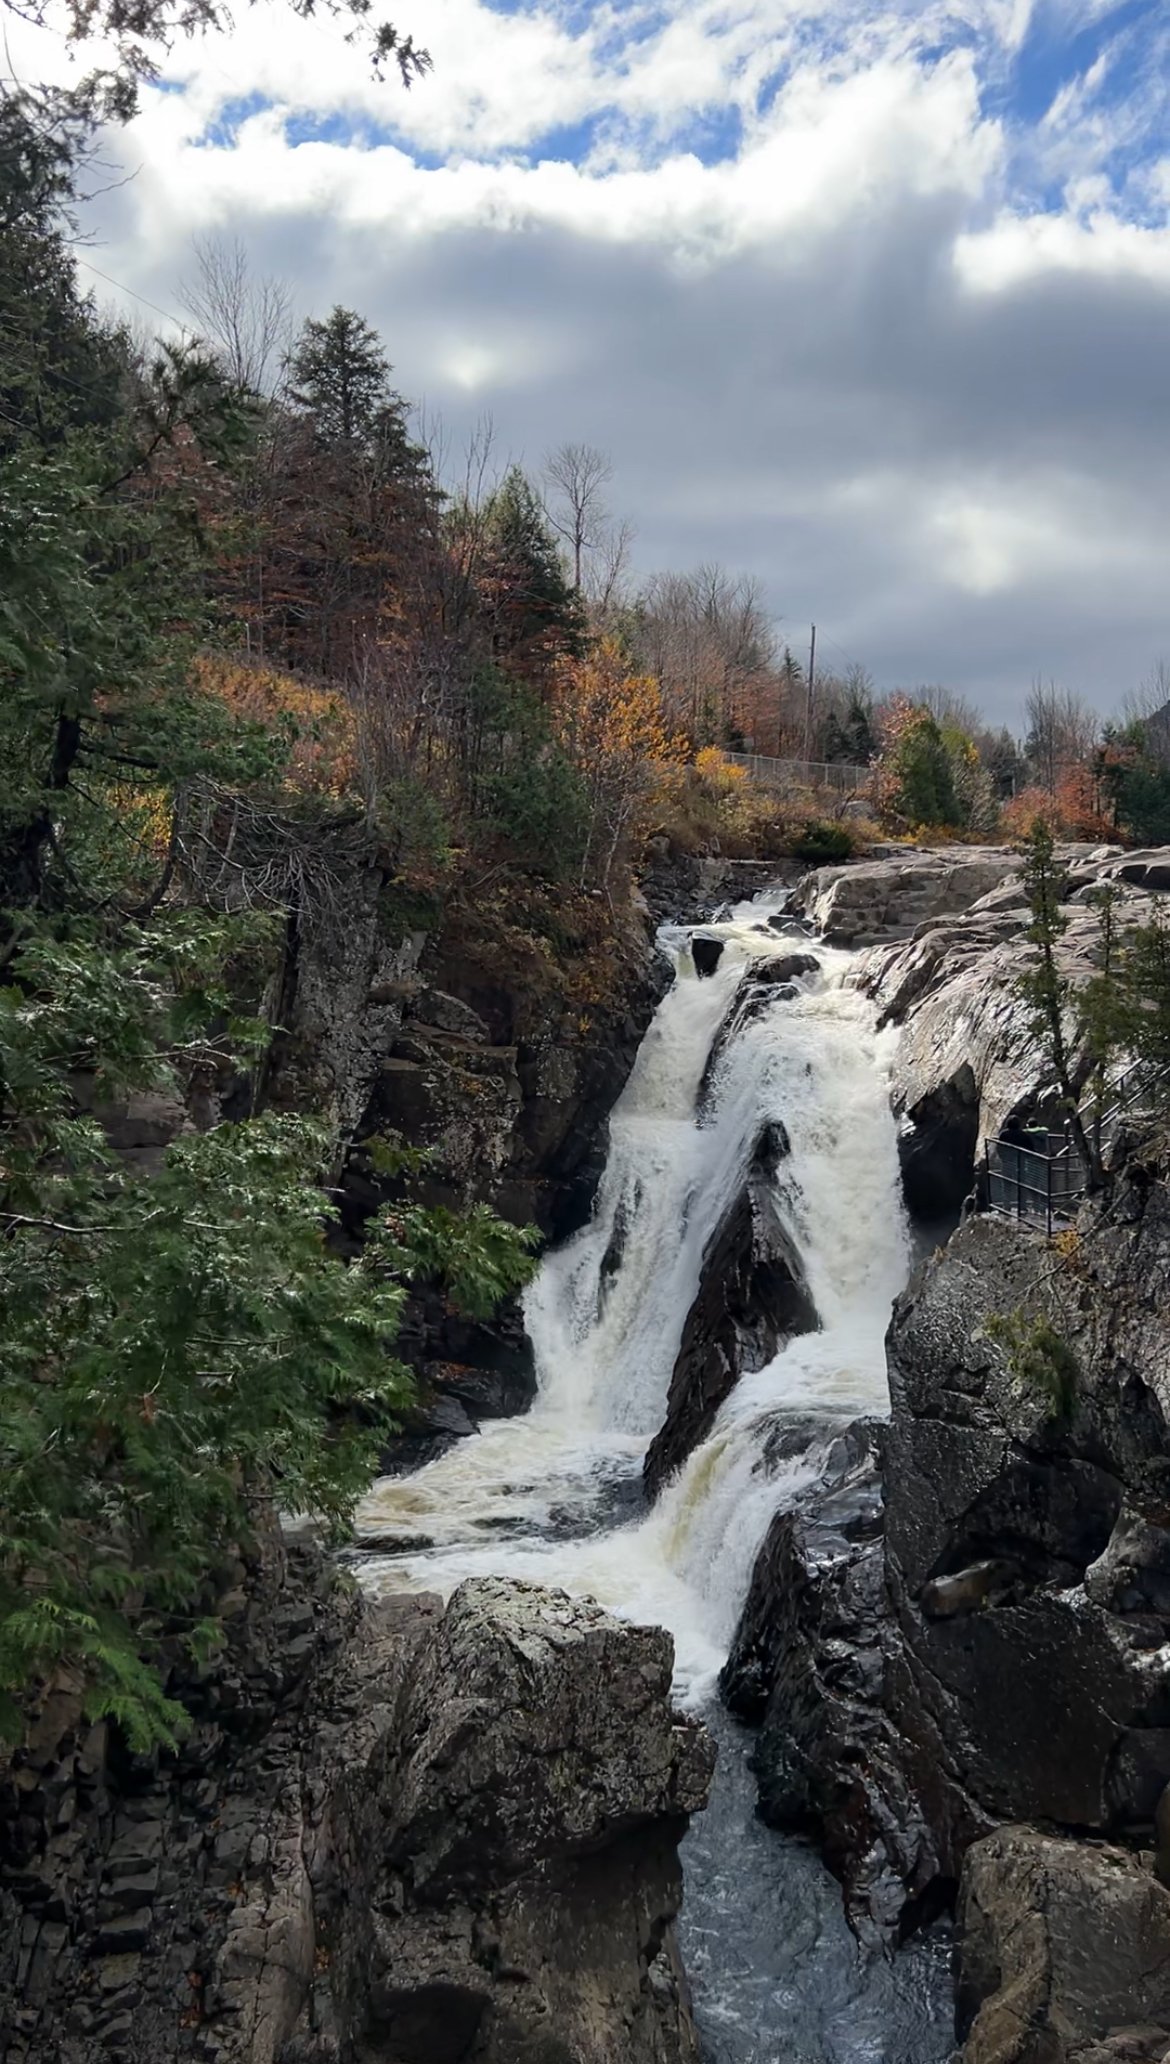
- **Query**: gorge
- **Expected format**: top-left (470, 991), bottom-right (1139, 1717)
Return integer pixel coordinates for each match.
top-left (7, 848), bottom-right (1170, 2064)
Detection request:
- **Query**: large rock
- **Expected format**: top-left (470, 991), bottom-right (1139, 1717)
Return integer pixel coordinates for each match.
top-left (856, 855), bottom-right (1165, 1216)
top-left (790, 850), bottom-right (1021, 947)
top-left (728, 1171), bottom-right (1170, 1942)
top-left (643, 1123), bottom-right (818, 1497)
top-left (720, 1422), bottom-right (943, 1942)
top-left (0, 1570), bottom-right (713, 2064)
top-left (957, 1827), bottom-right (1170, 2063)
top-left (879, 1199), bottom-right (1170, 1888)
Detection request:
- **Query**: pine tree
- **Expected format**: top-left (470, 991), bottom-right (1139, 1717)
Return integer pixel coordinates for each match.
top-left (289, 306), bottom-right (393, 445)
top-left (481, 466), bottom-right (584, 691)
top-left (0, 130), bottom-right (539, 1750)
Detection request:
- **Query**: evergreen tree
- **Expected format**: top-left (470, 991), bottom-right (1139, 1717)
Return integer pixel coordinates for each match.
top-left (481, 466), bottom-right (584, 691)
top-left (887, 708), bottom-right (960, 827)
top-left (289, 306), bottom-right (393, 444)
top-left (824, 690), bottom-right (876, 764)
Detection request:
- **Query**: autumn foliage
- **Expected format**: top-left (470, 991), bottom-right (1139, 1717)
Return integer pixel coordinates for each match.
top-left (195, 657), bottom-right (356, 794)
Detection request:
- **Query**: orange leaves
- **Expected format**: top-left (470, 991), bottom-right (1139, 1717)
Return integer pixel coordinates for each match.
top-left (195, 656), bottom-right (356, 795)
top-left (1000, 768), bottom-right (1114, 844)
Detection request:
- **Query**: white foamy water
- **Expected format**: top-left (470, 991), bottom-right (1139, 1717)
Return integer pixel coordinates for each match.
top-left (358, 892), bottom-right (910, 1704)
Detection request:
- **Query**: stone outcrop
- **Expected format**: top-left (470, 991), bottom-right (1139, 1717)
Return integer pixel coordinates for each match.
top-left (643, 1122), bottom-right (818, 1497)
top-left (790, 849), bottom-right (1023, 948)
top-left (880, 1195), bottom-right (1170, 1888)
top-left (730, 1172), bottom-right (1170, 1943)
top-left (957, 1828), bottom-right (1170, 2064)
top-left (850, 845), bottom-right (1160, 1217)
top-left (719, 1422), bottom-right (942, 1943)
top-left (0, 1564), bottom-right (712, 2064)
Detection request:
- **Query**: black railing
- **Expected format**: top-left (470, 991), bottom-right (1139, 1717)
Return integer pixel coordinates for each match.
top-left (979, 1131), bottom-right (1085, 1235)
top-left (975, 1060), bottom-right (1166, 1233)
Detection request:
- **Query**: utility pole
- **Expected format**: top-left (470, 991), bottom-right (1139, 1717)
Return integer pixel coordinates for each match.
top-left (803, 623), bottom-right (816, 765)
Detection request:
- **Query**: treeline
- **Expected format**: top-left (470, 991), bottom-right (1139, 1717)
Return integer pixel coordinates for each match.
top-left (859, 680), bottom-right (1170, 843)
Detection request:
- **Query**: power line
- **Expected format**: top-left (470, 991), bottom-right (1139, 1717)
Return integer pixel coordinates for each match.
top-left (71, 252), bottom-right (193, 336)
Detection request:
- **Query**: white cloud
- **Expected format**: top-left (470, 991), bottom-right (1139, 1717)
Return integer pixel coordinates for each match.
top-left (23, 0), bottom-right (1169, 715)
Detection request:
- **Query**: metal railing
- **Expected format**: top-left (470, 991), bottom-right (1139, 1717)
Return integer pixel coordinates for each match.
top-left (723, 752), bottom-right (872, 795)
top-left (976, 1060), bottom-right (1166, 1233)
top-left (979, 1131), bottom-right (1085, 1236)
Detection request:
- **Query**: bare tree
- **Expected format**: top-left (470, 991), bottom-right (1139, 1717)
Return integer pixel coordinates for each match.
top-left (543, 441), bottom-right (613, 590)
top-left (179, 234), bottom-right (292, 395)
top-left (630, 564), bottom-right (777, 744)
top-left (916, 683), bottom-right (983, 735)
top-left (1122, 658), bottom-right (1170, 725)
top-left (585, 515), bottom-right (636, 618)
top-left (1024, 679), bottom-right (1100, 791)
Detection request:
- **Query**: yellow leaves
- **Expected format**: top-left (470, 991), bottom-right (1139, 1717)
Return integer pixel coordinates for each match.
top-left (554, 639), bottom-right (684, 769)
top-left (195, 656), bottom-right (357, 795)
top-left (694, 746), bottom-right (748, 791)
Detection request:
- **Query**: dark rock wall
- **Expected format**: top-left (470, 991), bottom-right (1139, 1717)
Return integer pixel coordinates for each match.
top-left (643, 1121), bottom-right (818, 1499)
top-left (728, 1170), bottom-right (1170, 1944)
top-left (0, 1568), bottom-right (711, 2064)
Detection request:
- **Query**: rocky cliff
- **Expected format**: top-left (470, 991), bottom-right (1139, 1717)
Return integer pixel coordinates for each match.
top-left (0, 1560), bottom-right (712, 2064)
top-left (725, 842), bottom-right (1170, 2053)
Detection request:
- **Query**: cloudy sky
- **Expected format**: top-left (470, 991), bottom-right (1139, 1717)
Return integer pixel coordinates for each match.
top-left (17, 0), bottom-right (1170, 720)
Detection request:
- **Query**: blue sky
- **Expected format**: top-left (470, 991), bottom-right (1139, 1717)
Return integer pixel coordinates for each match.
top-left (13, 0), bottom-right (1170, 716)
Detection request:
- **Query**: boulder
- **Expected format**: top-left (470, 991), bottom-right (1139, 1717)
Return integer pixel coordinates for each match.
top-left (691, 935), bottom-right (725, 977)
top-left (720, 1422), bottom-right (944, 1942)
top-left (407, 987), bottom-right (491, 1042)
top-left (957, 1827), bottom-right (1170, 2063)
top-left (349, 1579), bottom-right (715, 2064)
top-left (643, 1125), bottom-right (819, 1497)
top-left (790, 850), bottom-right (1020, 947)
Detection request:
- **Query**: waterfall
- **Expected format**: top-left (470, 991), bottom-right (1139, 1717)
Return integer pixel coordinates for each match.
top-left (358, 890), bottom-right (953, 2064)
top-left (359, 892), bottom-right (908, 1700)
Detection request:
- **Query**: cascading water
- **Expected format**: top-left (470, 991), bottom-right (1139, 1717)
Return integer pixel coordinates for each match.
top-left (359, 892), bottom-right (953, 2063)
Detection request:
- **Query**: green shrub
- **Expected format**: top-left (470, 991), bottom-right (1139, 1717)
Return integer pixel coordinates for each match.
top-left (986, 1309), bottom-right (1079, 1421)
top-left (790, 819), bottom-right (853, 863)
top-left (0, 919), bottom-right (538, 1749)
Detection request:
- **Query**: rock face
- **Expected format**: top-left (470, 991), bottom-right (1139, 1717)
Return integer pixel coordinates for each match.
top-left (719, 1422), bottom-right (941, 1943)
top-left (277, 877), bottom-right (670, 1462)
top-left (643, 1123), bottom-right (818, 1497)
top-left (0, 1566), bottom-right (712, 2064)
top-left (852, 846), bottom-right (1160, 1218)
top-left (790, 850), bottom-right (1022, 948)
top-left (880, 1196), bottom-right (1170, 1888)
top-left (957, 1827), bottom-right (1170, 2063)
top-left (731, 1174), bottom-right (1170, 1943)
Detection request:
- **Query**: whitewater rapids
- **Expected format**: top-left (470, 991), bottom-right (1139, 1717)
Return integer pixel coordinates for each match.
top-left (359, 894), bottom-right (908, 1702)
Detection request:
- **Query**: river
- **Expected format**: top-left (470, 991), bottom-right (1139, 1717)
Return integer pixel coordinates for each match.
top-left (357, 889), bottom-right (955, 2064)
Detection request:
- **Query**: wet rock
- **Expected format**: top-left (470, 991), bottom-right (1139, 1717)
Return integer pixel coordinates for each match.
top-left (643, 1127), bottom-right (818, 1498)
top-left (728, 1168), bottom-right (1170, 1948)
top-left (721, 1422), bottom-right (945, 1942)
top-left (957, 1827), bottom-right (1170, 2064)
top-left (691, 935), bottom-right (725, 977)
